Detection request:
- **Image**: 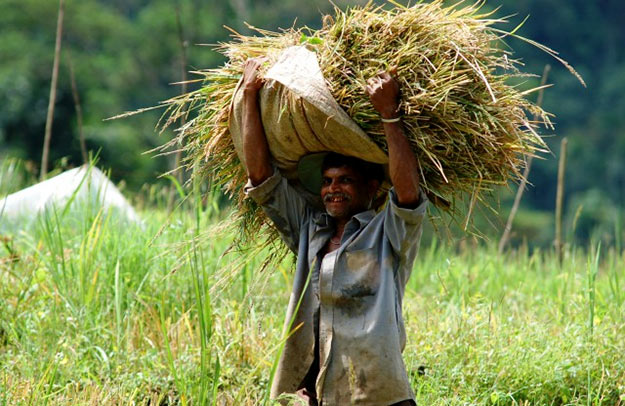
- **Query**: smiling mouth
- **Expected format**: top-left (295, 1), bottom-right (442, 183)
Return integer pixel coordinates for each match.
top-left (324, 193), bottom-right (350, 204)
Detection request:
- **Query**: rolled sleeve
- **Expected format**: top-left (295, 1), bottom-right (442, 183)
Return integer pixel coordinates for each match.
top-left (244, 169), bottom-right (283, 205)
top-left (384, 187), bottom-right (428, 262)
top-left (244, 168), bottom-right (311, 253)
top-left (388, 188), bottom-right (428, 224)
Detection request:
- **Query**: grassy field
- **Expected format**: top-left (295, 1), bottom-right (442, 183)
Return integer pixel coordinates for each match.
top-left (1, 178), bottom-right (624, 405)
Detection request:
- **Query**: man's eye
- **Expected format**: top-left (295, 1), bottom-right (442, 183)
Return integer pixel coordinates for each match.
top-left (322, 178), bottom-right (331, 186)
top-left (341, 177), bottom-right (353, 183)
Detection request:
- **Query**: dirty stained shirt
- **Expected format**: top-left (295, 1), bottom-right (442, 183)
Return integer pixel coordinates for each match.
top-left (245, 170), bottom-right (427, 406)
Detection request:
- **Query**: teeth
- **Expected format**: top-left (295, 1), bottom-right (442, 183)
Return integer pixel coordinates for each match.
top-left (325, 194), bottom-right (348, 203)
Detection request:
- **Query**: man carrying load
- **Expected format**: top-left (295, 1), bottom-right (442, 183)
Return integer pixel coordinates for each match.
top-left (240, 58), bottom-right (427, 406)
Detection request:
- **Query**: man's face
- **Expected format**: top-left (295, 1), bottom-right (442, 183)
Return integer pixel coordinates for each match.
top-left (320, 165), bottom-right (377, 220)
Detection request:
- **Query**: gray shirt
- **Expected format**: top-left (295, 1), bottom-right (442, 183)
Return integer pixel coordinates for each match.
top-left (245, 170), bottom-right (427, 406)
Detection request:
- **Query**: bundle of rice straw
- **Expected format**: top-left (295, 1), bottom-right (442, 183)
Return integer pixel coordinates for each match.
top-left (158, 0), bottom-right (583, 249)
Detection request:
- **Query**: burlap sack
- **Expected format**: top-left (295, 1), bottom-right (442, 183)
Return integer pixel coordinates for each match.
top-left (229, 46), bottom-right (388, 187)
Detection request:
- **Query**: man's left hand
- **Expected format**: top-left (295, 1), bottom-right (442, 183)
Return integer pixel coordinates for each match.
top-left (366, 71), bottom-right (400, 120)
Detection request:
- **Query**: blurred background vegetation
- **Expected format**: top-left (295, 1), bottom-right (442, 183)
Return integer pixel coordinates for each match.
top-left (0, 0), bottom-right (623, 247)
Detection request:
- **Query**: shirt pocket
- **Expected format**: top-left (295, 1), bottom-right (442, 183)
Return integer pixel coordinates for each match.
top-left (333, 248), bottom-right (381, 310)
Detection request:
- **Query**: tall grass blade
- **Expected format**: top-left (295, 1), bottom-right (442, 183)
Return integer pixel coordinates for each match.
top-left (587, 242), bottom-right (600, 336)
top-left (114, 260), bottom-right (122, 350)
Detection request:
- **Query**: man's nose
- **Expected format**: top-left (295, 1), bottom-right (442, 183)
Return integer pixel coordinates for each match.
top-left (328, 179), bottom-right (341, 192)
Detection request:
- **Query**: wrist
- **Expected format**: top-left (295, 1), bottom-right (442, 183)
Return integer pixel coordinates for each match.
top-left (381, 116), bottom-right (401, 124)
top-left (378, 106), bottom-right (400, 120)
top-left (380, 111), bottom-right (400, 121)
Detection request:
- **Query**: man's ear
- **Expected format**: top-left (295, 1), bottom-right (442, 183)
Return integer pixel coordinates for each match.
top-left (367, 179), bottom-right (380, 198)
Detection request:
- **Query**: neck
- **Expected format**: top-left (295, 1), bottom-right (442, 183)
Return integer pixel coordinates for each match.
top-left (333, 218), bottom-right (348, 240)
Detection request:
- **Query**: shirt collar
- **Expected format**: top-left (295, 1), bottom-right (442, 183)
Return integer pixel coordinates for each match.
top-left (351, 209), bottom-right (376, 226)
top-left (313, 209), bottom-right (376, 229)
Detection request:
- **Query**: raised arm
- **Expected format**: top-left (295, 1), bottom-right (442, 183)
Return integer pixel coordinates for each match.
top-left (241, 58), bottom-right (273, 186)
top-left (366, 71), bottom-right (421, 207)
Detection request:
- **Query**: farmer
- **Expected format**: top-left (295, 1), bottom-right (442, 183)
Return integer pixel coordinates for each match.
top-left (240, 58), bottom-right (427, 406)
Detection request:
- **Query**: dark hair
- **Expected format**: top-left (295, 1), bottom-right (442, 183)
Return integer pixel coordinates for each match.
top-left (321, 153), bottom-right (384, 183)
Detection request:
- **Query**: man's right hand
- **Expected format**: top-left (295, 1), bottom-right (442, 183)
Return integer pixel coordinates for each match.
top-left (242, 58), bottom-right (265, 95)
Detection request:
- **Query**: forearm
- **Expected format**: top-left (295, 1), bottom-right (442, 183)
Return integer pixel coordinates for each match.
top-left (242, 89), bottom-right (273, 186)
top-left (384, 120), bottom-right (421, 207)
top-left (365, 71), bottom-right (421, 207)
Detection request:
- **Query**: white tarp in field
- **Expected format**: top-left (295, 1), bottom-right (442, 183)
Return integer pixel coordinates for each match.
top-left (0, 166), bottom-right (140, 225)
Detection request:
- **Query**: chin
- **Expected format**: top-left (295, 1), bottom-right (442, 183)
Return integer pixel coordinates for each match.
top-left (325, 206), bottom-right (349, 219)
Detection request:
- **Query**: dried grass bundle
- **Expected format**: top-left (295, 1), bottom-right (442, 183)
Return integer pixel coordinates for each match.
top-left (157, 0), bottom-right (582, 248)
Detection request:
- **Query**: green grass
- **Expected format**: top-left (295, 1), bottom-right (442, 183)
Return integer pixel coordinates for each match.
top-left (1, 188), bottom-right (624, 405)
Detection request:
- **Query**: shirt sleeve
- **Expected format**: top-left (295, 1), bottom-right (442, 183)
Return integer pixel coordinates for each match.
top-left (244, 168), bottom-right (311, 253)
top-left (383, 187), bottom-right (428, 271)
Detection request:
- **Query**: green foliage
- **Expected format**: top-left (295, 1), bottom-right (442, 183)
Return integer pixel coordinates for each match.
top-left (494, 0), bottom-right (625, 212)
top-left (0, 158), bottom-right (36, 197)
